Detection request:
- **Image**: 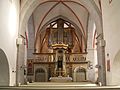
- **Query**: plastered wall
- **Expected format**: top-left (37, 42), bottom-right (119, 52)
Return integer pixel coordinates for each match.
top-left (0, 0), bottom-right (20, 86)
top-left (101, 0), bottom-right (120, 85)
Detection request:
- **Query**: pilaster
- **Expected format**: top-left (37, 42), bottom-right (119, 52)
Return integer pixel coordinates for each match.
top-left (96, 34), bottom-right (106, 86)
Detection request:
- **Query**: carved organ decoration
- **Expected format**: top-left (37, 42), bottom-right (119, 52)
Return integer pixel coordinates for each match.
top-left (48, 19), bottom-right (73, 49)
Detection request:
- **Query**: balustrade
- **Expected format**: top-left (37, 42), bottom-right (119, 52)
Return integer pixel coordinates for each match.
top-left (32, 53), bottom-right (86, 63)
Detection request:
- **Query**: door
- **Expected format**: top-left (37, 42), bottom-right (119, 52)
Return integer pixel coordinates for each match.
top-left (35, 68), bottom-right (45, 82)
top-left (76, 68), bottom-right (86, 82)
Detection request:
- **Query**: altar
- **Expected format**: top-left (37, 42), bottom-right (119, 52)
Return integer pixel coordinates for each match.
top-left (49, 76), bottom-right (72, 82)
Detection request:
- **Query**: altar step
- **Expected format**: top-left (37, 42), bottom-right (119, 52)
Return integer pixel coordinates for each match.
top-left (1, 82), bottom-right (120, 90)
top-left (25, 82), bottom-right (97, 87)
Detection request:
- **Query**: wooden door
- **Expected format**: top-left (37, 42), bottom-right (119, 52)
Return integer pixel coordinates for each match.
top-left (76, 68), bottom-right (86, 82)
top-left (35, 68), bottom-right (45, 82)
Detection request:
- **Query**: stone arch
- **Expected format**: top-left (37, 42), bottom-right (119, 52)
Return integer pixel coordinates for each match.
top-left (20, 0), bottom-right (102, 35)
top-left (39, 15), bottom-right (82, 34)
top-left (73, 66), bottom-right (86, 82)
top-left (0, 48), bottom-right (9, 86)
top-left (34, 15), bottom-right (86, 51)
top-left (20, 0), bottom-right (104, 54)
top-left (112, 50), bottom-right (120, 85)
top-left (34, 66), bottom-right (48, 82)
top-left (20, 0), bottom-right (104, 52)
top-left (35, 68), bottom-right (45, 82)
top-left (19, 0), bottom-right (106, 85)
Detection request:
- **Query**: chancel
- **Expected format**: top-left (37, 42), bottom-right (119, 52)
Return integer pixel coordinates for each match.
top-left (27, 19), bottom-right (88, 82)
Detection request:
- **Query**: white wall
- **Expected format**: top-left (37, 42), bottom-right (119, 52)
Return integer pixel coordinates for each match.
top-left (86, 16), bottom-right (97, 82)
top-left (112, 50), bottom-right (120, 85)
top-left (27, 15), bottom-right (35, 59)
top-left (0, 0), bottom-right (20, 86)
top-left (101, 0), bottom-right (120, 85)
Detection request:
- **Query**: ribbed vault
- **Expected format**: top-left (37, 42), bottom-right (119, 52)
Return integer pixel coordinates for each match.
top-left (20, 0), bottom-right (102, 53)
top-left (19, 0), bottom-right (106, 85)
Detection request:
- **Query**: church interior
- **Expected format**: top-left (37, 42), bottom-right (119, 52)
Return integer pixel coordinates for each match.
top-left (0, 0), bottom-right (120, 90)
top-left (27, 19), bottom-right (89, 83)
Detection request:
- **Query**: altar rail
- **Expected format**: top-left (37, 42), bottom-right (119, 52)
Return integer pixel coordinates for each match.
top-left (32, 53), bottom-right (86, 63)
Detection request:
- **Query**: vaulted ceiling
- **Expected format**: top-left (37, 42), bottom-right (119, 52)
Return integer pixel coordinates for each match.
top-left (33, 1), bottom-right (89, 36)
top-left (20, 0), bottom-right (101, 53)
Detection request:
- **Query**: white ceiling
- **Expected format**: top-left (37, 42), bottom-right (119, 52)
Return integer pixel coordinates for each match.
top-left (20, 0), bottom-right (102, 52)
top-left (32, 1), bottom-right (89, 37)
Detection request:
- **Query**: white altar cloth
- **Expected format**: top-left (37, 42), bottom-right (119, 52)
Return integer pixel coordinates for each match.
top-left (49, 76), bottom-right (72, 82)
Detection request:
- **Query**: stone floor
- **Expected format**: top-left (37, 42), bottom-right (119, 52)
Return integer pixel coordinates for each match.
top-left (1, 82), bottom-right (120, 90)
top-left (24, 82), bottom-right (98, 87)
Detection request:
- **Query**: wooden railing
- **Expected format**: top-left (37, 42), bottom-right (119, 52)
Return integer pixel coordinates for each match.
top-left (32, 53), bottom-right (87, 63)
top-left (33, 53), bottom-right (55, 62)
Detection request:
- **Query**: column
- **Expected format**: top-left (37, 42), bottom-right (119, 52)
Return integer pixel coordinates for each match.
top-left (97, 35), bottom-right (106, 86)
top-left (54, 50), bottom-right (58, 76)
top-left (63, 50), bottom-right (66, 76)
